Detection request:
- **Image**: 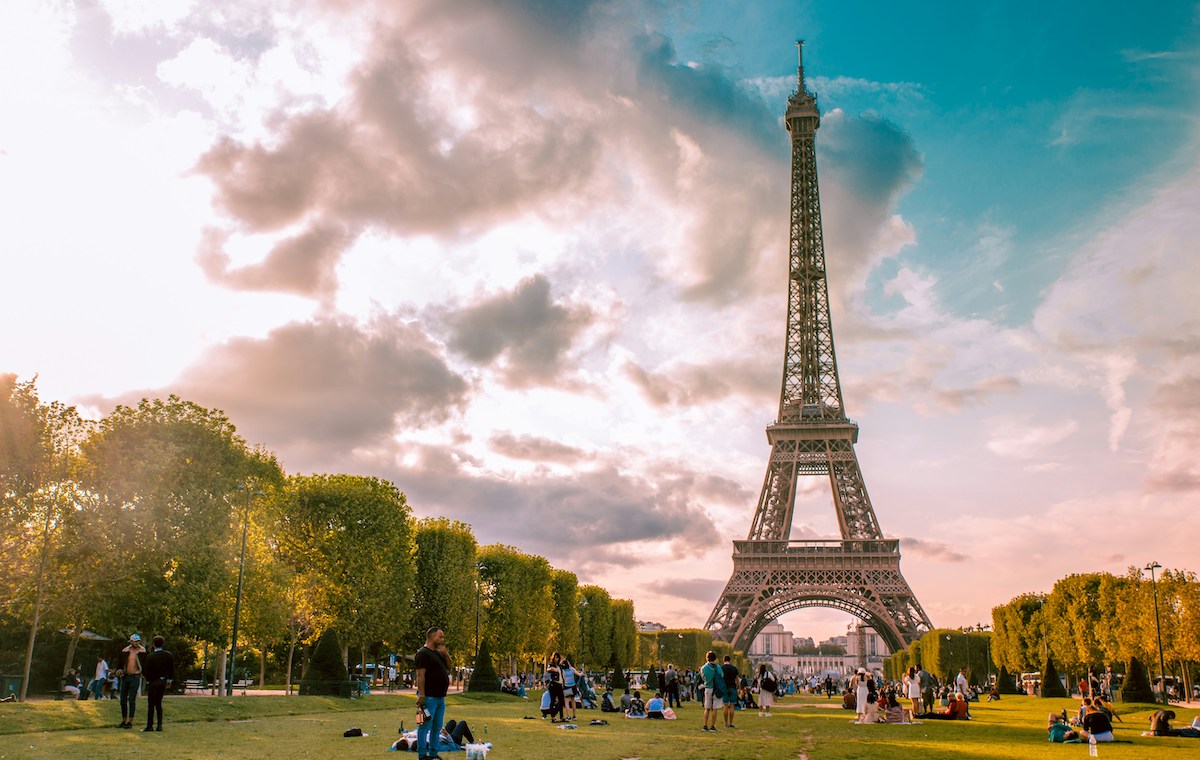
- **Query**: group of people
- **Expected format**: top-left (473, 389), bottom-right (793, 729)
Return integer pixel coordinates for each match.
top-left (59, 634), bottom-right (177, 732)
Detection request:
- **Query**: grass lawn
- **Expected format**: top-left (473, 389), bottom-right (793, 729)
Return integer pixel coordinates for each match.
top-left (1, 690), bottom-right (1197, 759)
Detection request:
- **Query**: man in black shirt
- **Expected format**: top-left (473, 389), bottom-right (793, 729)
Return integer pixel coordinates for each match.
top-left (415, 627), bottom-right (451, 760)
top-left (142, 635), bottom-right (175, 732)
top-left (720, 656), bottom-right (739, 728)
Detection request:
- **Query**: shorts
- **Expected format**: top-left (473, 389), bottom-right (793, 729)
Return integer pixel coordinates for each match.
top-left (703, 688), bottom-right (720, 709)
top-left (562, 687), bottom-right (575, 698)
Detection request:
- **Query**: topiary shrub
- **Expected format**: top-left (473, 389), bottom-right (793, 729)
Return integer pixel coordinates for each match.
top-left (1040, 655), bottom-right (1067, 697)
top-left (1117, 657), bottom-right (1155, 703)
top-left (300, 629), bottom-right (352, 696)
top-left (996, 666), bottom-right (1020, 694)
top-left (609, 661), bottom-right (627, 690)
top-left (467, 639), bottom-right (500, 693)
top-left (646, 667), bottom-right (659, 690)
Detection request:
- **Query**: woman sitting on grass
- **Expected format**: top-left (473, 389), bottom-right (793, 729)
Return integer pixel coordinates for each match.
top-left (918, 692), bottom-right (970, 720)
top-left (1078, 703), bottom-right (1114, 743)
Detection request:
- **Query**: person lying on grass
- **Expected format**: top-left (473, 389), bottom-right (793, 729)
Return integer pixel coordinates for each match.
top-left (1147, 710), bottom-right (1200, 738)
top-left (1048, 712), bottom-right (1081, 743)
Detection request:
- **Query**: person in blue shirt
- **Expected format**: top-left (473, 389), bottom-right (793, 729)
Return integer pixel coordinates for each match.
top-left (646, 692), bottom-right (666, 719)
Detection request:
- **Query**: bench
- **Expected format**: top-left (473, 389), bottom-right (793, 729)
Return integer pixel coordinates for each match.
top-left (183, 679), bottom-right (209, 693)
top-left (233, 679), bottom-right (254, 695)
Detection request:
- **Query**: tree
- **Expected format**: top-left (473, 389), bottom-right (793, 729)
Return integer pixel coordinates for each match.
top-left (0, 375), bottom-right (92, 700)
top-left (610, 599), bottom-right (637, 668)
top-left (411, 518), bottom-right (477, 653)
top-left (1040, 654), bottom-right (1067, 697)
top-left (477, 545), bottom-right (552, 670)
top-left (272, 474), bottom-right (415, 659)
top-left (1119, 656), bottom-right (1154, 703)
top-left (991, 593), bottom-right (1046, 673)
top-left (1044, 573), bottom-right (1107, 681)
top-left (79, 396), bottom-right (274, 644)
top-left (548, 570), bottom-right (580, 658)
top-left (300, 628), bottom-right (348, 696)
top-left (579, 586), bottom-right (613, 668)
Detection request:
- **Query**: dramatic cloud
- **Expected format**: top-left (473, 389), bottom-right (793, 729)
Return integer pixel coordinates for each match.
top-left (490, 431), bottom-right (587, 464)
top-left (900, 537), bottom-right (967, 563)
top-left (622, 359), bottom-right (774, 408)
top-left (360, 441), bottom-right (723, 562)
top-left (442, 275), bottom-right (596, 386)
top-left (94, 315), bottom-right (469, 453)
top-left (197, 223), bottom-right (353, 299)
top-left (645, 578), bottom-right (728, 603)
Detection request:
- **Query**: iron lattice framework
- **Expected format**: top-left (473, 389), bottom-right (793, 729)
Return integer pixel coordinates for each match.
top-left (706, 43), bottom-right (932, 655)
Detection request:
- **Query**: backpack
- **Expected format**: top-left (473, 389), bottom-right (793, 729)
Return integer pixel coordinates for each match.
top-left (762, 674), bottom-right (777, 694)
top-left (704, 664), bottom-right (724, 698)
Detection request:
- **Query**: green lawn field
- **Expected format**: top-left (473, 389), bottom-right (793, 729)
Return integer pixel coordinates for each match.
top-left (1, 691), bottom-right (1197, 759)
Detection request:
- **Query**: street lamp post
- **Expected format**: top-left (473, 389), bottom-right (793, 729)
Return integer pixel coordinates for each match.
top-left (1145, 561), bottom-right (1168, 705)
top-left (578, 598), bottom-right (589, 671)
top-left (227, 483), bottom-right (262, 697)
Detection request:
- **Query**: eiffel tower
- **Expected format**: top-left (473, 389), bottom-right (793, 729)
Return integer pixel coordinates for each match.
top-left (706, 43), bottom-right (932, 654)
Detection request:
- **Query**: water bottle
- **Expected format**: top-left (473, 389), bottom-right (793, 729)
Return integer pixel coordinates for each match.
top-left (1089, 735), bottom-right (1098, 757)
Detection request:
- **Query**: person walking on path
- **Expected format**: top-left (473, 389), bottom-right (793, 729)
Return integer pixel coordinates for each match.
top-left (116, 634), bottom-right (146, 729)
top-left (415, 627), bottom-right (452, 760)
top-left (142, 635), bottom-right (175, 732)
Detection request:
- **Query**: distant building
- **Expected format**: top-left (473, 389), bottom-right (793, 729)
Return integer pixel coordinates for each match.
top-left (845, 623), bottom-right (890, 674)
top-left (637, 621), bottom-right (666, 633)
top-left (749, 622), bottom-right (798, 675)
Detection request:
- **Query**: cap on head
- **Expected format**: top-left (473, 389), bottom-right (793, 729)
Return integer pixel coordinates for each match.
top-left (130, 633), bottom-right (142, 642)
top-left (857, 667), bottom-right (866, 674)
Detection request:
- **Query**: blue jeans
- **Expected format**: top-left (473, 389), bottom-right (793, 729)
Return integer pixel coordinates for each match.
top-left (119, 675), bottom-right (140, 720)
top-left (416, 695), bottom-right (446, 757)
top-left (90, 678), bottom-right (105, 700)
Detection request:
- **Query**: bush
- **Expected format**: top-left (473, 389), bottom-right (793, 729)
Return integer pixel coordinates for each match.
top-left (646, 667), bottom-right (659, 690)
top-left (1040, 655), bottom-right (1067, 697)
top-left (467, 640), bottom-right (500, 693)
top-left (1117, 657), bottom-right (1155, 703)
top-left (299, 629), bottom-right (351, 697)
top-left (996, 667), bottom-right (1020, 694)
top-left (609, 662), bottom-right (627, 690)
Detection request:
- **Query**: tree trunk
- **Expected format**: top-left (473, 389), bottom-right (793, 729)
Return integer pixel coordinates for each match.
top-left (259, 640), bottom-right (267, 690)
top-left (62, 615), bottom-right (84, 678)
top-left (216, 649), bottom-right (228, 695)
top-left (285, 632), bottom-right (297, 695)
top-left (19, 494), bottom-right (55, 702)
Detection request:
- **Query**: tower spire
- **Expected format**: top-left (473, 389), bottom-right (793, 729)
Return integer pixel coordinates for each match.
top-left (796, 39), bottom-right (805, 90)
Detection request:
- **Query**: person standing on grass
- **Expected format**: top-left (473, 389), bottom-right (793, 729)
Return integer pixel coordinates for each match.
top-left (415, 627), bottom-right (452, 760)
top-left (720, 655), bottom-right (739, 728)
top-left (116, 633), bottom-right (146, 729)
top-left (142, 635), bottom-right (175, 732)
top-left (956, 668), bottom-right (969, 697)
top-left (91, 655), bottom-right (109, 700)
top-left (700, 651), bottom-right (722, 732)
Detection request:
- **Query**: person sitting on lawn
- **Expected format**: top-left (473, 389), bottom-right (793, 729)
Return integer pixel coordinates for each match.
top-left (619, 688), bottom-right (633, 712)
top-left (841, 687), bottom-right (856, 711)
top-left (856, 692), bottom-right (881, 724)
top-left (919, 692), bottom-right (970, 720)
top-left (626, 690), bottom-right (646, 717)
top-left (1093, 696), bottom-right (1121, 724)
top-left (1048, 712), bottom-right (1081, 743)
top-left (646, 692), bottom-right (666, 719)
top-left (601, 687), bottom-right (620, 713)
top-left (883, 693), bottom-right (909, 724)
top-left (1079, 702), bottom-right (1115, 743)
top-left (986, 685), bottom-right (1000, 702)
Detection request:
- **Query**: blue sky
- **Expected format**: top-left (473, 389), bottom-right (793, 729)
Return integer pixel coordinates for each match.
top-left (2, 0), bottom-right (1198, 645)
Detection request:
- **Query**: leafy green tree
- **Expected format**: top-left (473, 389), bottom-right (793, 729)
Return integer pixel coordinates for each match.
top-left (272, 474), bottom-right (415, 659)
top-left (991, 593), bottom-right (1046, 673)
top-left (579, 585), bottom-right (614, 668)
top-left (1044, 573), bottom-right (1107, 681)
top-left (610, 599), bottom-right (637, 667)
top-left (79, 396), bottom-right (274, 644)
top-left (477, 545), bottom-right (553, 670)
top-left (410, 518), bottom-right (478, 653)
top-left (548, 569), bottom-right (580, 658)
top-left (0, 376), bottom-right (93, 700)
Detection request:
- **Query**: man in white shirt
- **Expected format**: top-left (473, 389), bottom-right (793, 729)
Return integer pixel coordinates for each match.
top-left (955, 669), bottom-right (969, 697)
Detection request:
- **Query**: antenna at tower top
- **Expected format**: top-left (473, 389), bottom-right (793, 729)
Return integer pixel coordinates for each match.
top-left (796, 39), bottom-right (806, 88)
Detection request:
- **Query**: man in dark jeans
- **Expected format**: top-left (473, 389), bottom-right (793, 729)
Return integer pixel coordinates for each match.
top-left (143, 635), bottom-right (175, 732)
top-left (415, 627), bottom-right (452, 760)
top-left (117, 634), bottom-right (146, 729)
